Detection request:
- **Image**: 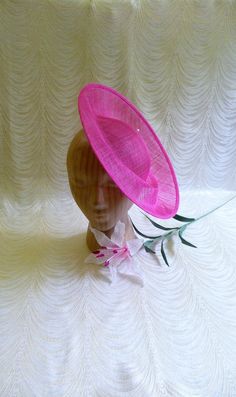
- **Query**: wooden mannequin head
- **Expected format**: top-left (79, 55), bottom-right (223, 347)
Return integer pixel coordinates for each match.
top-left (67, 130), bottom-right (135, 250)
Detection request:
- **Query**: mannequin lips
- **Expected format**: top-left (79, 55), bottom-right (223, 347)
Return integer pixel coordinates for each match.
top-left (92, 208), bottom-right (108, 221)
top-left (92, 206), bottom-right (108, 214)
top-left (95, 213), bottom-right (107, 218)
top-left (94, 214), bottom-right (108, 222)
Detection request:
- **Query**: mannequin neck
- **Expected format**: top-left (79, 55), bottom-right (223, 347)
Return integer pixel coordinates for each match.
top-left (86, 216), bottom-right (136, 252)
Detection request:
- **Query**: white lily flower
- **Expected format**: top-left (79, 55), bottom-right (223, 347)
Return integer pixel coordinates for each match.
top-left (85, 221), bottom-right (144, 287)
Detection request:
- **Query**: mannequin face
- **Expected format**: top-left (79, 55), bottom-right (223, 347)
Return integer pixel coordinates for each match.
top-left (67, 131), bottom-right (133, 232)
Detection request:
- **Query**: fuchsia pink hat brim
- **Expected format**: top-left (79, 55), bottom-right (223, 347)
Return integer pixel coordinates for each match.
top-left (78, 83), bottom-right (179, 219)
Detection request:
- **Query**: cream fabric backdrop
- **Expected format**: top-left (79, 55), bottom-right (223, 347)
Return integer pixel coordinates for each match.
top-left (1, 1), bottom-right (236, 396)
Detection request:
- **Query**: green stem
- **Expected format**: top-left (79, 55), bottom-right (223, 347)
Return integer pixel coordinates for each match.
top-left (186, 194), bottom-right (236, 226)
top-left (151, 193), bottom-right (236, 244)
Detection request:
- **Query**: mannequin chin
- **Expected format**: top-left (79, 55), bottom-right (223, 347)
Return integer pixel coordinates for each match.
top-left (67, 130), bottom-right (136, 251)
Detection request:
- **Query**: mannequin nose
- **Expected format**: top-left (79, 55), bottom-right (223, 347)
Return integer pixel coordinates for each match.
top-left (92, 186), bottom-right (106, 207)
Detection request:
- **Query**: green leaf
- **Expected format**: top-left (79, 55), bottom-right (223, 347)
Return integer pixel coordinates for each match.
top-left (161, 239), bottom-right (169, 267)
top-left (145, 215), bottom-right (179, 231)
top-left (179, 230), bottom-right (197, 248)
top-left (144, 245), bottom-right (156, 254)
top-left (173, 214), bottom-right (195, 222)
top-left (152, 235), bottom-right (164, 242)
top-left (145, 239), bottom-right (153, 247)
top-left (144, 240), bottom-right (156, 254)
top-left (131, 221), bottom-right (162, 239)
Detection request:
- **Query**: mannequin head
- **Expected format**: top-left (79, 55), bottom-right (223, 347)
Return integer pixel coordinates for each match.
top-left (67, 130), bottom-right (133, 233)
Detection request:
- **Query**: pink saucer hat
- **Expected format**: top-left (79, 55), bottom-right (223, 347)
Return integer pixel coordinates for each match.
top-left (78, 83), bottom-right (179, 219)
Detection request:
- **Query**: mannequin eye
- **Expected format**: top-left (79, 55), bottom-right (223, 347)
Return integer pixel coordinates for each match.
top-left (110, 184), bottom-right (118, 189)
top-left (105, 183), bottom-right (118, 189)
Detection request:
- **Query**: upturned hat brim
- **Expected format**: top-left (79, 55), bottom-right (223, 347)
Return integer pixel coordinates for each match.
top-left (78, 83), bottom-right (179, 219)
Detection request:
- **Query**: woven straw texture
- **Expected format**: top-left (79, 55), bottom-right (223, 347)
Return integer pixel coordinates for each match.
top-left (78, 83), bottom-right (179, 218)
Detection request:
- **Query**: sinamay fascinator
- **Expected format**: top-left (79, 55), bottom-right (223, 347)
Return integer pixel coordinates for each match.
top-left (77, 83), bottom-right (236, 285)
top-left (78, 83), bottom-right (179, 219)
